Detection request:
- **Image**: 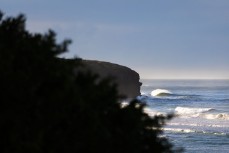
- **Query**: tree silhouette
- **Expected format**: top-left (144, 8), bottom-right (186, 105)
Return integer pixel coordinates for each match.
top-left (0, 11), bottom-right (179, 153)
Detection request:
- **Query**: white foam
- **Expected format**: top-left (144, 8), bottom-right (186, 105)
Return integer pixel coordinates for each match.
top-left (163, 128), bottom-right (196, 133)
top-left (143, 107), bottom-right (166, 117)
top-left (168, 122), bottom-right (202, 127)
top-left (175, 107), bottom-right (213, 115)
top-left (163, 128), bottom-right (228, 136)
top-left (201, 113), bottom-right (229, 120)
top-left (167, 122), bottom-right (229, 128)
top-left (174, 107), bottom-right (229, 120)
top-left (151, 89), bottom-right (172, 97)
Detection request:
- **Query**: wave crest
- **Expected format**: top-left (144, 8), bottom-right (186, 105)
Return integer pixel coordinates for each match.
top-left (151, 89), bottom-right (172, 97)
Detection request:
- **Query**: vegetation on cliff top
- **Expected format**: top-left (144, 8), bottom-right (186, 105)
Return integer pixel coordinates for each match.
top-left (0, 11), bottom-right (180, 153)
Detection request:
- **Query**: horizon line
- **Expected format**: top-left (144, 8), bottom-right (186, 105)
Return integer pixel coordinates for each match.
top-left (140, 78), bottom-right (229, 80)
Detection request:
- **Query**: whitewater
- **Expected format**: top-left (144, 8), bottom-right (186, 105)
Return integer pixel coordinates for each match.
top-left (138, 79), bottom-right (229, 153)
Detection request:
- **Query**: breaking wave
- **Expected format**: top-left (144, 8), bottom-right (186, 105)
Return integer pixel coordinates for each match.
top-left (163, 128), bottom-right (228, 136)
top-left (175, 107), bottom-right (229, 120)
top-left (200, 113), bottom-right (229, 120)
top-left (151, 89), bottom-right (172, 97)
top-left (167, 122), bottom-right (229, 128)
top-left (149, 89), bottom-right (196, 100)
top-left (175, 107), bottom-right (213, 115)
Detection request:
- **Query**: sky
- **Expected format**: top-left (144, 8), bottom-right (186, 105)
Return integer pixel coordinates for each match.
top-left (1, 0), bottom-right (229, 79)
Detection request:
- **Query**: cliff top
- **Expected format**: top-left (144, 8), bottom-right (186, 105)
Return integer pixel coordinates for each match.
top-left (81, 60), bottom-right (141, 98)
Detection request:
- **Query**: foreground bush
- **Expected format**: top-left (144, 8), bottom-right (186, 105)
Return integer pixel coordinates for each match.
top-left (0, 11), bottom-right (178, 153)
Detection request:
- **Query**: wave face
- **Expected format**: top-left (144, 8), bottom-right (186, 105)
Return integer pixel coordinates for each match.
top-left (151, 89), bottom-right (172, 96)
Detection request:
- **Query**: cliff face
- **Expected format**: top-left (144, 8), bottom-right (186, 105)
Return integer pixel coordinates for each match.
top-left (81, 60), bottom-right (141, 98)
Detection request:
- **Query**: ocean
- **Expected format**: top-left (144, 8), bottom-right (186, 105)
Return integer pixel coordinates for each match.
top-left (138, 79), bottom-right (229, 153)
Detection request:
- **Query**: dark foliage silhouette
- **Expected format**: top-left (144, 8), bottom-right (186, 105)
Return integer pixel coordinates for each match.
top-left (0, 11), bottom-right (179, 153)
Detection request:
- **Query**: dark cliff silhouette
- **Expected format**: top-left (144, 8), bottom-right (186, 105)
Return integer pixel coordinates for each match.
top-left (0, 11), bottom-right (180, 153)
top-left (81, 60), bottom-right (142, 98)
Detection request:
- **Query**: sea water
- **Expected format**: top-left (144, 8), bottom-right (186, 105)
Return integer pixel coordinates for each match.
top-left (138, 79), bottom-right (229, 153)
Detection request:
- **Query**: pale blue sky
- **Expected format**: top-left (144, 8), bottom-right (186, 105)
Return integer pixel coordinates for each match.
top-left (1, 0), bottom-right (229, 79)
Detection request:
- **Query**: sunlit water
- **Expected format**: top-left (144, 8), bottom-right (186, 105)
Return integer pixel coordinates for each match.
top-left (139, 79), bottom-right (229, 153)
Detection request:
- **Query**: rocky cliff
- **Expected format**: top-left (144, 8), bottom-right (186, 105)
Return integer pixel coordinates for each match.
top-left (81, 60), bottom-right (141, 98)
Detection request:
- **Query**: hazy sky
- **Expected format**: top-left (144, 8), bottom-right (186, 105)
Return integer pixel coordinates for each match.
top-left (2, 0), bottom-right (229, 79)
